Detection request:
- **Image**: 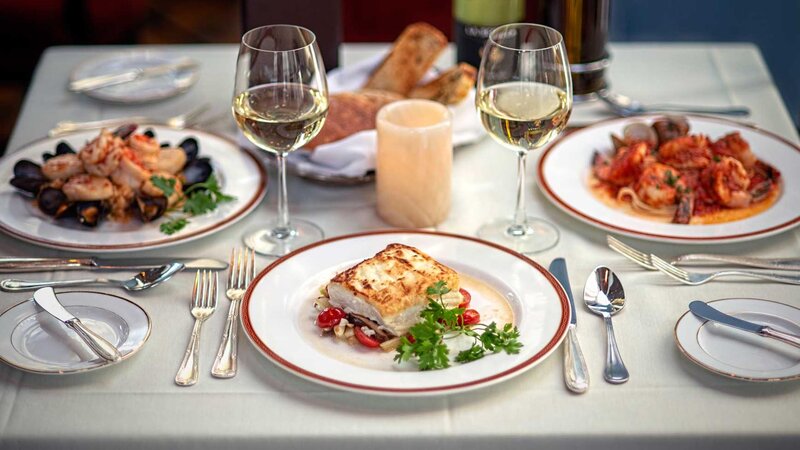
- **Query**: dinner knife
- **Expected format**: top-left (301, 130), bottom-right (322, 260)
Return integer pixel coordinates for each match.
top-left (33, 287), bottom-right (122, 361)
top-left (0, 257), bottom-right (227, 272)
top-left (69, 59), bottom-right (198, 92)
top-left (689, 301), bottom-right (800, 349)
top-left (549, 258), bottom-right (590, 393)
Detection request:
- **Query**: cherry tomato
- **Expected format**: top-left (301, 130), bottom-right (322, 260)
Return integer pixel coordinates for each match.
top-left (354, 326), bottom-right (381, 348)
top-left (406, 334), bottom-right (416, 343)
top-left (316, 307), bottom-right (346, 328)
top-left (460, 309), bottom-right (481, 326)
top-left (458, 288), bottom-right (472, 308)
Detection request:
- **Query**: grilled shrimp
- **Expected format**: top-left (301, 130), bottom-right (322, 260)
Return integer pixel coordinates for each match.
top-left (62, 174), bottom-right (114, 201)
top-left (110, 155), bottom-right (151, 192)
top-left (80, 129), bottom-right (124, 177)
top-left (711, 132), bottom-right (757, 169)
top-left (128, 134), bottom-right (160, 171)
top-left (634, 163), bottom-right (681, 208)
top-left (706, 156), bottom-right (751, 208)
top-left (42, 153), bottom-right (84, 180)
top-left (657, 135), bottom-right (712, 169)
top-left (594, 142), bottom-right (650, 186)
top-left (155, 148), bottom-right (188, 174)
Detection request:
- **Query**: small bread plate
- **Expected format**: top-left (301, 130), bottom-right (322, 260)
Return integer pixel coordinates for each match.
top-left (675, 298), bottom-right (800, 382)
top-left (538, 115), bottom-right (800, 244)
top-left (241, 230), bottom-right (570, 396)
top-left (70, 51), bottom-right (199, 103)
top-left (0, 291), bottom-right (151, 374)
top-left (0, 125), bottom-right (266, 253)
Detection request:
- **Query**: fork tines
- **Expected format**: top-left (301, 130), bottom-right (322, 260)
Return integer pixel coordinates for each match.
top-left (650, 254), bottom-right (691, 283)
top-left (193, 269), bottom-right (219, 309)
top-left (606, 235), bottom-right (656, 270)
top-left (228, 248), bottom-right (256, 291)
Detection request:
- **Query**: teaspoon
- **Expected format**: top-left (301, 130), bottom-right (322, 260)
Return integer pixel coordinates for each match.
top-left (0, 262), bottom-right (185, 292)
top-left (584, 266), bottom-right (629, 384)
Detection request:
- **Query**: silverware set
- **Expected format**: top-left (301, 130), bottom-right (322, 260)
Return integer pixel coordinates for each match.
top-left (175, 248), bottom-right (256, 386)
top-left (608, 235), bottom-right (800, 285)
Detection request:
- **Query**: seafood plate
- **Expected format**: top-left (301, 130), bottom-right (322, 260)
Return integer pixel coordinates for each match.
top-left (9, 125), bottom-right (214, 229)
top-left (0, 125), bottom-right (266, 252)
top-left (537, 115), bottom-right (800, 243)
top-left (589, 116), bottom-right (781, 225)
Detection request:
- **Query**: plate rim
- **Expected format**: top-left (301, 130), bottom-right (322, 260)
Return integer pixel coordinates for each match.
top-left (673, 297), bottom-right (800, 382)
top-left (0, 126), bottom-right (268, 253)
top-left (537, 114), bottom-right (800, 244)
top-left (70, 51), bottom-right (199, 103)
top-left (0, 290), bottom-right (152, 375)
top-left (240, 229), bottom-right (571, 395)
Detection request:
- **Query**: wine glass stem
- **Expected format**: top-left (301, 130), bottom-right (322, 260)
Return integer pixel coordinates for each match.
top-left (274, 153), bottom-right (292, 237)
top-left (510, 151), bottom-right (529, 236)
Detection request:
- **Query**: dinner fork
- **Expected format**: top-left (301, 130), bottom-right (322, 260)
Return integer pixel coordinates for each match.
top-left (49, 104), bottom-right (210, 137)
top-left (607, 235), bottom-right (800, 271)
top-left (175, 270), bottom-right (218, 386)
top-left (650, 255), bottom-right (800, 286)
top-left (211, 248), bottom-right (256, 378)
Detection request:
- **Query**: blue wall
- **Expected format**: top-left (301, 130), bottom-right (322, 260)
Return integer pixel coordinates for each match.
top-left (609, 0), bottom-right (799, 127)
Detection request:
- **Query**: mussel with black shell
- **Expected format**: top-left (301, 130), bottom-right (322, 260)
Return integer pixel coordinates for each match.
top-left (10, 160), bottom-right (47, 195)
top-left (37, 187), bottom-right (73, 218)
top-left (182, 157), bottom-right (212, 187)
top-left (76, 201), bottom-right (105, 227)
top-left (134, 195), bottom-right (168, 222)
top-left (178, 137), bottom-right (199, 161)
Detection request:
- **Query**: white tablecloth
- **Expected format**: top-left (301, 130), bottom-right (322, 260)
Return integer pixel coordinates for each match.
top-left (0, 43), bottom-right (798, 450)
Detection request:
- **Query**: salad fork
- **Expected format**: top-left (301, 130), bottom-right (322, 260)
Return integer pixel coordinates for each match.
top-left (175, 270), bottom-right (218, 386)
top-left (650, 255), bottom-right (800, 286)
top-left (211, 248), bottom-right (256, 378)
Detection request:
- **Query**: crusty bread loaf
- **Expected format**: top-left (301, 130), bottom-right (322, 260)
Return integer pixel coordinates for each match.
top-left (306, 89), bottom-right (403, 150)
top-left (363, 22), bottom-right (447, 96)
top-left (409, 63), bottom-right (477, 105)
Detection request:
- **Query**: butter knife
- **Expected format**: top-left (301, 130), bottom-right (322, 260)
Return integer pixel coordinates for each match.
top-left (33, 287), bottom-right (121, 361)
top-left (0, 257), bottom-right (227, 272)
top-left (689, 301), bottom-right (800, 348)
top-left (549, 258), bottom-right (589, 394)
top-left (69, 59), bottom-right (198, 92)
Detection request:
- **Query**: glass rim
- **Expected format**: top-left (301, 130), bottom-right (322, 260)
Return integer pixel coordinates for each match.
top-left (241, 24), bottom-right (317, 53)
top-left (487, 23), bottom-right (564, 52)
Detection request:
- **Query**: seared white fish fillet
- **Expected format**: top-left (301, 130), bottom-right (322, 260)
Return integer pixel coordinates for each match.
top-left (326, 243), bottom-right (460, 336)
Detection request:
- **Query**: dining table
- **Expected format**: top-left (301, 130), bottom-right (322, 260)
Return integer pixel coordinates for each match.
top-left (0, 42), bottom-right (798, 450)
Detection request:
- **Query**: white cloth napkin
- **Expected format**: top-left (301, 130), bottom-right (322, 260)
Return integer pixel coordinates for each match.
top-left (241, 53), bottom-right (485, 178)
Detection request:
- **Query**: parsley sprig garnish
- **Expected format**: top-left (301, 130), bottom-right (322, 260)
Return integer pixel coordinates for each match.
top-left (394, 281), bottom-right (523, 371)
top-left (150, 174), bottom-right (235, 235)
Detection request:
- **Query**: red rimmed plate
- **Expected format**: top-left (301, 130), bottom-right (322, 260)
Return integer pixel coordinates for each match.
top-left (0, 126), bottom-right (267, 252)
top-left (537, 115), bottom-right (800, 244)
top-left (241, 230), bottom-right (570, 396)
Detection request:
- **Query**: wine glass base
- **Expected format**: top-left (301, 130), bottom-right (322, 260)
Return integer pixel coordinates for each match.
top-left (477, 217), bottom-right (560, 254)
top-left (243, 219), bottom-right (324, 257)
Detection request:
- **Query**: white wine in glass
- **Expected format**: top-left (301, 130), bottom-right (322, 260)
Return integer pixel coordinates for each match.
top-left (475, 24), bottom-right (572, 253)
top-left (232, 25), bottom-right (329, 256)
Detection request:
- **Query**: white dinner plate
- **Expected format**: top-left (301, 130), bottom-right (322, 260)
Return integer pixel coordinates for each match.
top-left (0, 291), bottom-right (151, 374)
top-left (0, 126), bottom-right (267, 253)
top-left (537, 115), bottom-right (800, 243)
top-left (71, 52), bottom-right (199, 103)
top-left (675, 298), bottom-right (800, 382)
top-left (241, 230), bottom-right (570, 396)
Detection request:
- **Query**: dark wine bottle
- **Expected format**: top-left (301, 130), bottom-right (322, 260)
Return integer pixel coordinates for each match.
top-left (453, 0), bottom-right (525, 68)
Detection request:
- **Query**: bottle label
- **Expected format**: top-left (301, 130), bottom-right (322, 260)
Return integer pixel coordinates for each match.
top-left (455, 20), bottom-right (493, 68)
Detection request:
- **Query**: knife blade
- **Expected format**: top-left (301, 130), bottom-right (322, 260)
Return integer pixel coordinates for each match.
top-left (689, 301), bottom-right (800, 349)
top-left (0, 257), bottom-right (227, 272)
top-left (69, 59), bottom-right (198, 92)
top-left (549, 258), bottom-right (589, 393)
top-left (33, 287), bottom-right (122, 361)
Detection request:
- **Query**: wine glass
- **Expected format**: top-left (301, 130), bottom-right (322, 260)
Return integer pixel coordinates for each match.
top-left (475, 23), bottom-right (572, 253)
top-left (233, 25), bottom-right (329, 256)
